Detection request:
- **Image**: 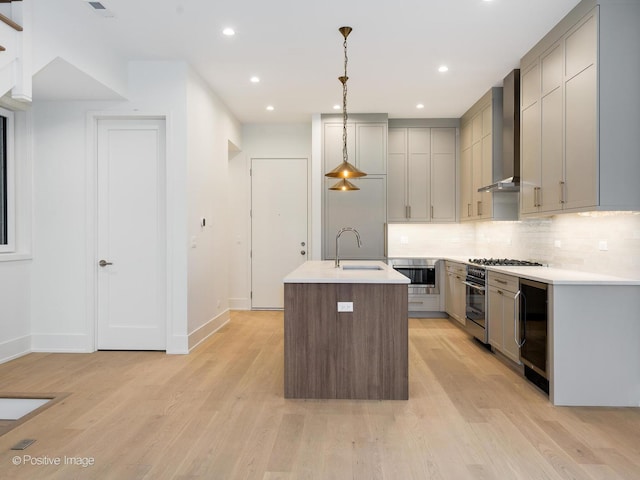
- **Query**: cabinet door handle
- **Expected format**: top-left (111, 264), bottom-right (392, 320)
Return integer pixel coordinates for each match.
top-left (431, 205), bottom-right (434, 219)
top-left (495, 279), bottom-right (507, 285)
top-left (560, 181), bottom-right (566, 204)
top-left (406, 205), bottom-right (411, 219)
top-left (477, 200), bottom-right (482, 216)
top-left (534, 186), bottom-right (542, 208)
top-left (514, 290), bottom-right (526, 348)
top-left (467, 203), bottom-right (472, 216)
top-left (383, 223), bottom-right (388, 258)
top-left (497, 290), bottom-right (503, 295)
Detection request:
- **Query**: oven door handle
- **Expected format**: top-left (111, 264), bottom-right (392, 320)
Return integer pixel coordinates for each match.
top-left (393, 266), bottom-right (435, 270)
top-left (462, 281), bottom-right (485, 292)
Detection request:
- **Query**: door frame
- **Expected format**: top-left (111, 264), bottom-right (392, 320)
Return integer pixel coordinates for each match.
top-left (85, 112), bottom-right (172, 352)
top-left (249, 157), bottom-right (311, 310)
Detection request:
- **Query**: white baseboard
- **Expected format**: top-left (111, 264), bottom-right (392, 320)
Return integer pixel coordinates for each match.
top-left (188, 309), bottom-right (230, 352)
top-left (30, 333), bottom-right (92, 353)
top-left (0, 335), bottom-right (30, 364)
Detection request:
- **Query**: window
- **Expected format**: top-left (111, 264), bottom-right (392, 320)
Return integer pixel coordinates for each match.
top-left (0, 107), bottom-right (14, 253)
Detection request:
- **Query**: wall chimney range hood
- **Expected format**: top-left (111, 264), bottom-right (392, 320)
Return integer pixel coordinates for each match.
top-left (477, 176), bottom-right (519, 193)
top-left (479, 69), bottom-right (521, 193)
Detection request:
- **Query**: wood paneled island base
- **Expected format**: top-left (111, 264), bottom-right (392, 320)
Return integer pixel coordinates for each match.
top-left (284, 282), bottom-right (408, 400)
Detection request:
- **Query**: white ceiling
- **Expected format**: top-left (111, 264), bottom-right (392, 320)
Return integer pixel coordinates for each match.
top-left (36, 0), bottom-right (582, 123)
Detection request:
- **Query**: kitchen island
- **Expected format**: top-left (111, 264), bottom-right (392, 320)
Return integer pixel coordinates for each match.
top-left (283, 260), bottom-right (410, 400)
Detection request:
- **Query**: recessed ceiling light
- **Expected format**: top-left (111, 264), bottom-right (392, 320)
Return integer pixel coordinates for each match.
top-left (416, 103), bottom-right (425, 109)
top-left (266, 105), bottom-right (275, 111)
top-left (333, 104), bottom-right (341, 110)
top-left (250, 76), bottom-right (260, 83)
top-left (222, 28), bottom-right (235, 36)
top-left (438, 65), bottom-right (449, 73)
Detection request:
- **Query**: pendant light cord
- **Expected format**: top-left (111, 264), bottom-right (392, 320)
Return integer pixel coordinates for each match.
top-left (342, 33), bottom-right (349, 164)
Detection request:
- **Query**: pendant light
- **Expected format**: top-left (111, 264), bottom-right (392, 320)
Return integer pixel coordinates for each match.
top-left (329, 178), bottom-right (359, 191)
top-left (326, 26), bottom-right (366, 191)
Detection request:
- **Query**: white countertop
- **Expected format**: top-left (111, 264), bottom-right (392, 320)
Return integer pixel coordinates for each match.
top-left (485, 265), bottom-right (640, 285)
top-left (284, 260), bottom-right (410, 284)
top-left (440, 257), bottom-right (640, 285)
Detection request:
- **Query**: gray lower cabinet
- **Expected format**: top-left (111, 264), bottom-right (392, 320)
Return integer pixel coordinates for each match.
top-left (445, 261), bottom-right (466, 325)
top-left (487, 272), bottom-right (520, 364)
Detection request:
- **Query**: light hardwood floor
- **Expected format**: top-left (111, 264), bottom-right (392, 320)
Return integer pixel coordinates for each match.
top-left (1, 311), bottom-right (639, 479)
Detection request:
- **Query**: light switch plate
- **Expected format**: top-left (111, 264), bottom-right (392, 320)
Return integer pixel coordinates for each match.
top-left (337, 302), bottom-right (353, 312)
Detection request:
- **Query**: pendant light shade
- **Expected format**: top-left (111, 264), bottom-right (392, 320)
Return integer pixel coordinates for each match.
top-left (325, 26), bottom-right (367, 185)
top-left (329, 178), bottom-right (360, 191)
top-left (325, 161), bottom-right (367, 179)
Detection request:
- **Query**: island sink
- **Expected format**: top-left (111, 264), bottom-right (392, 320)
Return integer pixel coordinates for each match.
top-left (341, 264), bottom-right (383, 271)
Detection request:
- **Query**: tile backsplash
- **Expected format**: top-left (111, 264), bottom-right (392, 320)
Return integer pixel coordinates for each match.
top-left (388, 212), bottom-right (640, 279)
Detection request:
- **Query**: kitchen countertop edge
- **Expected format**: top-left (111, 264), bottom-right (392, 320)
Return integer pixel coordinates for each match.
top-left (441, 257), bottom-right (640, 285)
top-left (284, 260), bottom-right (411, 284)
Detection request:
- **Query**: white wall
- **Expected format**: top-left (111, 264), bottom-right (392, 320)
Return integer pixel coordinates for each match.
top-left (388, 212), bottom-right (640, 279)
top-left (31, 0), bottom-right (128, 97)
top-left (29, 61), bottom-right (241, 354)
top-left (0, 108), bottom-right (34, 363)
top-left (229, 123), bottom-right (312, 309)
top-left (127, 61), bottom-right (189, 352)
top-left (186, 69), bottom-right (241, 341)
top-left (0, 262), bottom-right (30, 362)
top-left (31, 100), bottom-right (117, 352)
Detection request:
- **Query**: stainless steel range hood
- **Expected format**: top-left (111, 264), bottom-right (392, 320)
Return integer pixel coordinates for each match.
top-left (479, 69), bottom-right (520, 193)
top-left (477, 176), bottom-right (519, 192)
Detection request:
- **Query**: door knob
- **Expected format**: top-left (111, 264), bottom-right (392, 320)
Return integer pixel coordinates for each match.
top-left (99, 260), bottom-right (113, 267)
top-left (300, 250), bottom-right (306, 256)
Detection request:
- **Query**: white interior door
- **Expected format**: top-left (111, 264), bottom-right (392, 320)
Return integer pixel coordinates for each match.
top-left (97, 118), bottom-right (166, 350)
top-left (251, 158), bottom-right (308, 309)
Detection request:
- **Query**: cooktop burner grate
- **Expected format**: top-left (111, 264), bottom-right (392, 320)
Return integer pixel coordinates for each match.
top-left (468, 258), bottom-right (543, 267)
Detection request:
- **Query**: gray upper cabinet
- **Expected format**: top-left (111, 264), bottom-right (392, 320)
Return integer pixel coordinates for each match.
top-left (460, 88), bottom-right (517, 222)
top-left (322, 114), bottom-right (388, 260)
top-left (356, 123), bottom-right (387, 175)
top-left (323, 117), bottom-right (387, 176)
top-left (387, 124), bottom-right (457, 223)
top-left (520, 0), bottom-right (640, 215)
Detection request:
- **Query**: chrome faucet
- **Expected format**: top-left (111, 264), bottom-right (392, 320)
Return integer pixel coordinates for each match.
top-left (335, 227), bottom-right (362, 268)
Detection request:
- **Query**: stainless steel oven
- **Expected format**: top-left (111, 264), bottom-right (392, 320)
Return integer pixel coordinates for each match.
top-left (388, 258), bottom-right (439, 295)
top-left (464, 265), bottom-right (487, 343)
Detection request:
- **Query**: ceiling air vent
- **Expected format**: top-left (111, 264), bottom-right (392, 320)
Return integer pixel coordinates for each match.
top-left (83, 0), bottom-right (115, 17)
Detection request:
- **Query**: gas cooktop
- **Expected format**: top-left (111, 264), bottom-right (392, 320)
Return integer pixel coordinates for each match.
top-left (468, 258), bottom-right (543, 267)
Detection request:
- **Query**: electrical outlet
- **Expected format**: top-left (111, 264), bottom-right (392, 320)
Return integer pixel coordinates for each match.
top-left (598, 240), bottom-right (608, 251)
top-left (554, 239), bottom-right (562, 248)
top-left (337, 302), bottom-right (353, 312)
top-left (400, 236), bottom-right (409, 245)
